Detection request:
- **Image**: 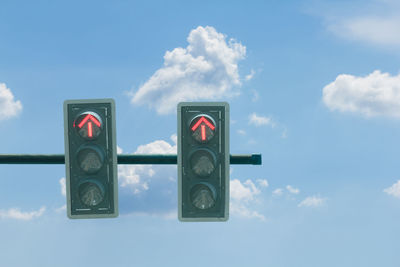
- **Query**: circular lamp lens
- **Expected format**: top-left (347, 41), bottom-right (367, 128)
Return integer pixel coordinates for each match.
top-left (77, 145), bottom-right (104, 174)
top-left (190, 183), bottom-right (216, 210)
top-left (189, 114), bottom-right (216, 143)
top-left (190, 149), bottom-right (216, 177)
top-left (74, 111), bottom-right (103, 140)
top-left (79, 181), bottom-right (105, 207)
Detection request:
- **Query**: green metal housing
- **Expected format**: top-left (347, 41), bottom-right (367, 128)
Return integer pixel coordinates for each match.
top-left (178, 102), bottom-right (230, 222)
top-left (64, 99), bottom-right (118, 219)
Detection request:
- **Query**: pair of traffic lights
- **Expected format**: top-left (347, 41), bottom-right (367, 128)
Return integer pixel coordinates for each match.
top-left (64, 99), bottom-right (229, 221)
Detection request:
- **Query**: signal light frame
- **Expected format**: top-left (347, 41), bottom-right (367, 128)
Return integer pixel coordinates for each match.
top-left (178, 102), bottom-right (230, 222)
top-left (64, 99), bottom-right (118, 219)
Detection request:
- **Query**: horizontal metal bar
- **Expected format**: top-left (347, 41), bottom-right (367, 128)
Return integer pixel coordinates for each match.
top-left (0, 154), bottom-right (262, 165)
top-left (118, 154), bottom-right (177, 165)
top-left (230, 154), bottom-right (262, 165)
top-left (0, 154), bottom-right (65, 164)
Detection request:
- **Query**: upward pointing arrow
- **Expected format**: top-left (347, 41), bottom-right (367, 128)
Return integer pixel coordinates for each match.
top-left (77, 114), bottom-right (101, 128)
top-left (191, 116), bottom-right (215, 141)
top-left (76, 114), bottom-right (101, 138)
top-left (191, 116), bottom-right (215, 131)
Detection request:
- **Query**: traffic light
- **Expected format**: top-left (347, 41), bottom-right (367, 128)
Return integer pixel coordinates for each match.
top-left (64, 99), bottom-right (118, 219)
top-left (178, 102), bottom-right (229, 221)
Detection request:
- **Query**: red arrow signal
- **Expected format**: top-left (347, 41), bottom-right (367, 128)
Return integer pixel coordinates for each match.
top-left (77, 114), bottom-right (101, 128)
top-left (191, 116), bottom-right (215, 131)
top-left (75, 114), bottom-right (102, 138)
top-left (191, 116), bottom-right (215, 141)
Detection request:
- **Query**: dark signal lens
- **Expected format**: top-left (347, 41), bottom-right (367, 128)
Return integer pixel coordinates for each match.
top-left (77, 145), bottom-right (105, 174)
top-left (79, 181), bottom-right (105, 207)
top-left (190, 183), bottom-right (216, 210)
top-left (190, 149), bottom-right (217, 177)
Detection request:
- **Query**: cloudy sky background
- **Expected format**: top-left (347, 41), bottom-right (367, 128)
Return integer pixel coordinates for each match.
top-left (1, 0), bottom-right (400, 266)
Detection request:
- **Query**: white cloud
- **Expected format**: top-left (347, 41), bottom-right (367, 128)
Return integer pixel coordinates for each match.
top-left (245, 69), bottom-right (256, 81)
top-left (298, 196), bottom-right (326, 207)
top-left (230, 204), bottom-right (266, 222)
top-left (329, 16), bottom-right (400, 47)
top-left (135, 135), bottom-right (177, 154)
top-left (118, 134), bottom-right (177, 194)
top-left (0, 83), bottom-right (22, 121)
top-left (257, 179), bottom-right (269, 188)
top-left (323, 70), bottom-right (400, 118)
top-left (117, 136), bottom-right (177, 217)
top-left (230, 179), bottom-right (266, 221)
top-left (286, 185), bottom-right (300, 194)
top-left (272, 188), bottom-right (283, 196)
top-left (59, 178), bottom-right (66, 197)
top-left (56, 205), bottom-right (66, 213)
top-left (119, 163), bottom-right (153, 194)
top-left (249, 113), bottom-right (274, 127)
top-left (0, 206), bottom-right (46, 220)
top-left (314, 0), bottom-right (400, 48)
top-left (130, 26), bottom-right (246, 114)
top-left (230, 179), bottom-right (260, 202)
top-left (384, 180), bottom-right (400, 198)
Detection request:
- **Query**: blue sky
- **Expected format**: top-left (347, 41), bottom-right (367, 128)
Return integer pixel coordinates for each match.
top-left (1, 0), bottom-right (400, 266)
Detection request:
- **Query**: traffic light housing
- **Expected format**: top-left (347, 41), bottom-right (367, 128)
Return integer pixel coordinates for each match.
top-left (178, 102), bottom-right (229, 222)
top-left (64, 99), bottom-right (118, 219)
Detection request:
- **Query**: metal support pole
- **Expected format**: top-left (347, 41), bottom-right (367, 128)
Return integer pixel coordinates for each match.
top-left (0, 154), bottom-right (262, 165)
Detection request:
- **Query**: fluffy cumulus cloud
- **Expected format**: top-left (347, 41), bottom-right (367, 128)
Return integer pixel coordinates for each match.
top-left (230, 179), bottom-right (266, 221)
top-left (130, 26), bottom-right (246, 114)
top-left (384, 180), bottom-right (400, 198)
top-left (323, 70), bottom-right (400, 118)
top-left (298, 196), bottom-right (326, 208)
top-left (230, 179), bottom-right (260, 202)
top-left (0, 206), bottom-right (46, 220)
top-left (118, 135), bottom-right (177, 193)
top-left (0, 83), bottom-right (22, 121)
top-left (118, 135), bottom-right (177, 216)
